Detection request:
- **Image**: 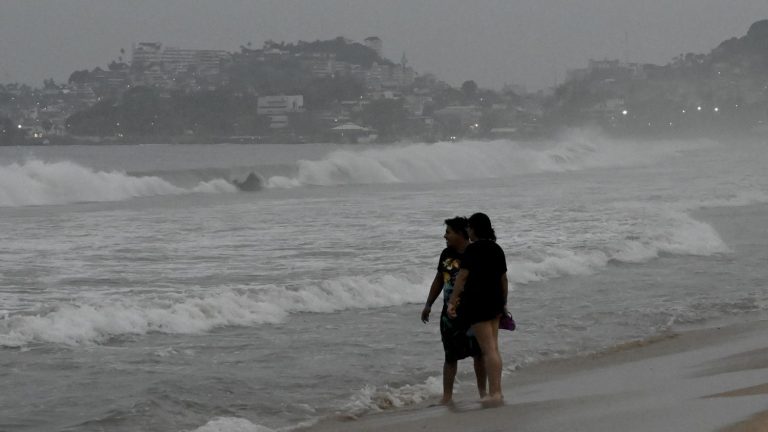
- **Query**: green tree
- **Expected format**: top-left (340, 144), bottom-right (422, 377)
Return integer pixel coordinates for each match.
top-left (303, 76), bottom-right (364, 108)
top-left (461, 80), bottom-right (478, 102)
top-left (66, 99), bottom-right (120, 135)
top-left (120, 86), bottom-right (177, 135)
top-left (433, 86), bottom-right (464, 108)
top-left (68, 70), bottom-right (92, 84)
top-left (361, 98), bottom-right (408, 137)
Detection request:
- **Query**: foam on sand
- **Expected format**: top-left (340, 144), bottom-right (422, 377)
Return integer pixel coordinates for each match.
top-left (341, 377), bottom-right (443, 417)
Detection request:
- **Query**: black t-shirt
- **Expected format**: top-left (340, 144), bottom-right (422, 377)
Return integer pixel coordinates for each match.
top-left (436, 248), bottom-right (463, 308)
top-left (460, 239), bottom-right (507, 307)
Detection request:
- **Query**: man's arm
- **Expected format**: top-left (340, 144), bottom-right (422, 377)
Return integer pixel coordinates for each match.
top-left (446, 269), bottom-right (469, 318)
top-left (421, 271), bottom-right (443, 323)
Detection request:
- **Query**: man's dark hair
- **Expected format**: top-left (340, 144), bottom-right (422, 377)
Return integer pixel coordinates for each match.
top-left (468, 212), bottom-right (496, 241)
top-left (444, 216), bottom-right (469, 240)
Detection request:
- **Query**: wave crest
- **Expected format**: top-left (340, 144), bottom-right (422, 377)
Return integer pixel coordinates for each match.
top-left (267, 132), bottom-right (715, 188)
top-left (0, 160), bottom-right (236, 207)
top-left (507, 209), bottom-right (730, 285)
top-left (0, 274), bottom-right (425, 347)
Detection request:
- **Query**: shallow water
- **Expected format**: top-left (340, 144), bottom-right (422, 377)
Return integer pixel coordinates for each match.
top-left (1, 131), bottom-right (767, 431)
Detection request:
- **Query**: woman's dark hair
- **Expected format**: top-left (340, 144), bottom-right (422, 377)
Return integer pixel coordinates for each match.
top-left (468, 212), bottom-right (496, 241)
top-left (444, 216), bottom-right (469, 240)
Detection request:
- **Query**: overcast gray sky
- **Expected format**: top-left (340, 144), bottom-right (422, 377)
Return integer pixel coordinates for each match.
top-left (0, 1), bottom-right (766, 90)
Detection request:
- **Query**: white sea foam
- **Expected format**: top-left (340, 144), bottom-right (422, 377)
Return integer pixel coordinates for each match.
top-left (507, 249), bottom-right (609, 285)
top-left (0, 204), bottom-right (732, 348)
top-left (0, 291), bottom-right (287, 347)
top-left (648, 210), bottom-right (732, 256)
top-left (187, 417), bottom-right (275, 432)
top-left (266, 131), bottom-right (716, 188)
top-left (0, 274), bottom-right (427, 347)
top-left (505, 209), bottom-right (730, 285)
top-left (342, 376), bottom-right (442, 416)
top-left (0, 159), bottom-right (236, 207)
top-left (680, 189), bottom-right (768, 210)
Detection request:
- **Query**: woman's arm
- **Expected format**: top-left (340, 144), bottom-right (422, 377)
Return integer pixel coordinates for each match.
top-left (501, 272), bottom-right (508, 306)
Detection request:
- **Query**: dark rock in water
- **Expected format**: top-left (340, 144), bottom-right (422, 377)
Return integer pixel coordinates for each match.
top-left (232, 172), bottom-right (263, 191)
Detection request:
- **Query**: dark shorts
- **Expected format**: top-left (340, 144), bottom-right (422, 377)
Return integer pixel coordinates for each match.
top-left (440, 307), bottom-right (481, 362)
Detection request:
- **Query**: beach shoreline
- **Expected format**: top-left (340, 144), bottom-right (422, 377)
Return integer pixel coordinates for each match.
top-left (303, 319), bottom-right (768, 432)
top-left (303, 204), bottom-right (768, 432)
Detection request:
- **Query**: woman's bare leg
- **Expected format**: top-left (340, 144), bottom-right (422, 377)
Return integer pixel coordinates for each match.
top-left (472, 317), bottom-right (503, 404)
top-left (473, 355), bottom-right (488, 398)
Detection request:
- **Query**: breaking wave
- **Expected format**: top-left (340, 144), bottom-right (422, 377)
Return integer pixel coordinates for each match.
top-left (0, 274), bottom-right (426, 347)
top-left (0, 160), bottom-right (237, 207)
top-left (0, 206), bottom-right (731, 348)
top-left (267, 131), bottom-right (716, 187)
top-left (0, 133), bottom-right (720, 205)
top-left (507, 209), bottom-right (731, 284)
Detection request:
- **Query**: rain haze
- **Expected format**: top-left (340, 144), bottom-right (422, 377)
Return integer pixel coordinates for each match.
top-left (0, 0), bottom-right (766, 89)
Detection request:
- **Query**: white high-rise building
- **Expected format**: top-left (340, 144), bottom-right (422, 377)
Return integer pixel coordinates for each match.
top-left (131, 42), bottom-right (163, 67)
top-left (132, 42), bottom-right (229, 75)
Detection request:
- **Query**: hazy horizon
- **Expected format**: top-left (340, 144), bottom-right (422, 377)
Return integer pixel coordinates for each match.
top-left (0, 1), bottom-right (766, 90)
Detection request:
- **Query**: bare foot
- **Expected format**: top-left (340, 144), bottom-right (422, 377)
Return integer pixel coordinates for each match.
top-left (480, 394), bottom-right (504, 408)
top-left (439, 396), bottom-right (454, 405)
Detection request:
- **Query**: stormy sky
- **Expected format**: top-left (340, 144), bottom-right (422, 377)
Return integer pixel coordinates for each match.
top-left (0, 0), bottom-right (765, 90)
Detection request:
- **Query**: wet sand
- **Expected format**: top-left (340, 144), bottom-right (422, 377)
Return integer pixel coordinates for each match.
top-left (304, 319), bottom-right (768, 432)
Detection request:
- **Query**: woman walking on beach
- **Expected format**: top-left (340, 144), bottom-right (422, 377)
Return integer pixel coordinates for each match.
top-left (422, 217), bottom-right (486, 404)
top-left (447, 212), bottom-right (508, 405)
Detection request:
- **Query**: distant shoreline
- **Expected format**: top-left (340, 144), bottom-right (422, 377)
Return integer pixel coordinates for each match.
top-left (5, 126), bottom-right (767, 147)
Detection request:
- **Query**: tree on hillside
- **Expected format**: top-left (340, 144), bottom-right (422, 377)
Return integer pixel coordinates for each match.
top-left (68, 70), bottom-right (92, 84)
top-left (303, 76), bottom-right (365, 109)
top-left (119, 86), bottom-right (181, 135)
top-left (461, 80), bottom-right (478, 101)
top-left (175, 89), bottom-right (242, 135)
top-left (361, 98), bottom-right (408, 137)
top-left (432, 86), bottom-right (464, 108)
top-left (66, 99), bottom-right (120, 135)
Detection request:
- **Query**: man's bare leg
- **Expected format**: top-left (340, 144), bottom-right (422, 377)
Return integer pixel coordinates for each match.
top-left (441, 360), bottom-right (458, 404)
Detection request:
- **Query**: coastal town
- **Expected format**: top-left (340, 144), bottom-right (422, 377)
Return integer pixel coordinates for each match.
top-left (2, 19), bottom-right (768, 145)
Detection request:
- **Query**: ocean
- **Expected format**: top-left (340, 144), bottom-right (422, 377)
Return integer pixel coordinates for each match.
top-left (1, 130), bottom-right (767, 431)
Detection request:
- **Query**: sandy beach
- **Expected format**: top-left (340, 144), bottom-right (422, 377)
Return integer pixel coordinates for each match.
top-left (305, 319), bottom-right (768, 432)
